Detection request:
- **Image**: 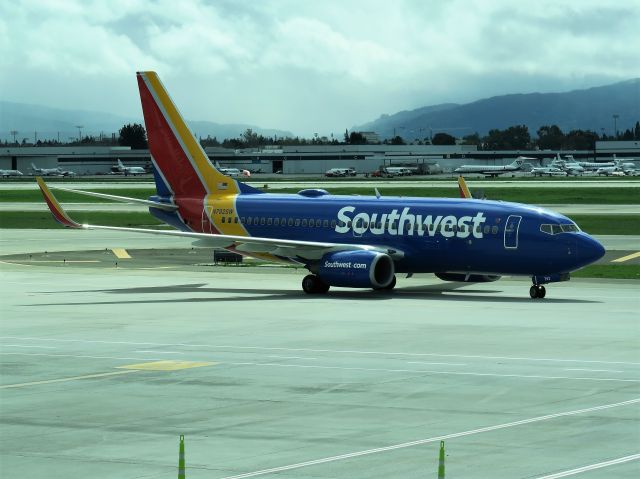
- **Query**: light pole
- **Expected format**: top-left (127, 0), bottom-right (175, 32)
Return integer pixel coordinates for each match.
top-left (613, 114), bottom-right (619, 139)
top-left (75, 125), bottom-right (84, 142)
top-left (10, 130), bottom-right (18, 144)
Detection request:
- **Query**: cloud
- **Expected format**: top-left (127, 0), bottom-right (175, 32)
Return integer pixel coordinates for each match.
top-left (1, 0), bottom-right (639, 136)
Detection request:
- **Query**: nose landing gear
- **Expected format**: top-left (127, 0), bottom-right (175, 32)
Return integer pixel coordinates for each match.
top-left (529, 284), bottom-right (546, 299)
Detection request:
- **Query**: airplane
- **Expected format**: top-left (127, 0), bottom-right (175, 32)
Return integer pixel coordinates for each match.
top-left (454, 157), bottom-right (526, 177)
top-left (530, 166), bottom-right (567, 177)
top-left (549, 155), bottom-right (584, 175)
top-left (114, 159), bottom-right (146, 176)
top-left (36, 71), bottom-right (606, 299)
top-left (0, 169), bottom-right (23, 177)
top-left (31, 163), bottom-right (76, 177)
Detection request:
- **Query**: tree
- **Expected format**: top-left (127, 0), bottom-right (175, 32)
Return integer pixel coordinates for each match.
top-left (536, 125), bottom-right (564, 150)
top-left (389, 135), bottom-right (406, 145)
top-left (118, 123), bottom-right (148, 149)
top-left (461, 133), bottom-right (481, 146)
top-left (348, 132), bottom-right (367, 144)
top-left (432, 132), bottom-right (456, 145)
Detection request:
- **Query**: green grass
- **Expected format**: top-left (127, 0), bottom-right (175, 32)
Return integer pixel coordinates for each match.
top-left (3, 186), bottom-right (639, 204)
top-left (572, 264), bottom-right (640, 280)
top-left (0, 211), bottom-right (163, 229)
top-left (571, 215), bottom-right (640, 235)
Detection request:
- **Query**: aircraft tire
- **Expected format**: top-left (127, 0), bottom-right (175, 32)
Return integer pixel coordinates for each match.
top-left (529, 285), bottom-right (546, 299)
top-left (302, 275), bottom-right (329, 294)
top-left (537, 285), bottom-right (546, 298)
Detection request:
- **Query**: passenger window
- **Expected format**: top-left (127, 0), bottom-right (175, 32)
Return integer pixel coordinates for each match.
top-left (267, 218), bottom-right (273, 225)
top-left (240, 217), bottom-right (245, 224)
top-left (260, 217), bottom-right (266, 226)
top-left (288, 218), bottom-right (293, 226)
top-left (234, 217), bottom-right (238, 224)
top-left (253, 217), bottom-right (259, 224)
top-left (331, 220), bottom-right (336, 228)
top-left (484, 225), bottom-right (490, 234)
top-left (323, 219), bottom-right (329, 228)
top-left (302, 219), bottom-right (308, 227)
top-left (295, 219), bottom-right (300, 226)
top-left (274, 218), bottom-right (279, 226)
top-left (491, 225), bottom-right (499, 234)
top-left (221, 217), bottom-right (226, 223)
top-left (228, 217), bottom-right (232, 224)
top-left (246, 217), bottom-right (252, 225)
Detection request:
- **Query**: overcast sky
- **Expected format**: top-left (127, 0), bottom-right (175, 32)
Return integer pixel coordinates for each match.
top-left (1, 0), bottom-right (639, 137)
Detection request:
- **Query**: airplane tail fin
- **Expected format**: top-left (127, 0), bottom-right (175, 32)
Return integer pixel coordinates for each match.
top-left (136, 71), bottom-right (261, 199)
top-left (457, 176), bottom-right (472, 199)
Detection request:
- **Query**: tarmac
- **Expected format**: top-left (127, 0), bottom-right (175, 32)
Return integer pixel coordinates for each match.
top-left (0, 230), bottom-right (639, 478)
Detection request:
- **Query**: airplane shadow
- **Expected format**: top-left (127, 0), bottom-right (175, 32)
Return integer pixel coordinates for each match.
top-left (30, 282), bottom-right (599, 306)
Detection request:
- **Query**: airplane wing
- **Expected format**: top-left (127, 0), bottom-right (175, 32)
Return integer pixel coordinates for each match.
top-left (48, 183), bottom-right (178, 211)
top-left (36, 177), bottom-right (404, 262)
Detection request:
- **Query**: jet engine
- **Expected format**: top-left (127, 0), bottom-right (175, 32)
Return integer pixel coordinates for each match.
top-left (317, 250), bottom-right (395, 289)
top-left (435, 272), bottom-right (501, 283)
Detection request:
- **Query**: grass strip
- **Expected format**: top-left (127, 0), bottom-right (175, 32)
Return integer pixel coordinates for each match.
top-left (571, 215), bottom-right (640, 235)
top-left (2, 186), bottom-right (639, 205)
top-left (572, 264), bottom-right (640, 280)
top-left (0, 211), bottom-right (163, 229)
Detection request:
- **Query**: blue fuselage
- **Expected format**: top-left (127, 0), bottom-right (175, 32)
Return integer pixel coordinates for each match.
top-left (152, 190), bottom-right (605, 277)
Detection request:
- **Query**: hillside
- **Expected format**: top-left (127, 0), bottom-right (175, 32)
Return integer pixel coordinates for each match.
top-left (355, 79), bottom-right (640, 139)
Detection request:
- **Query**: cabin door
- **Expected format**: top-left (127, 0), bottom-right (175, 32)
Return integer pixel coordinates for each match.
top-left (504, 215), bottom-right (522, 249)
top-left (202, 205), bottom-right (215, 234)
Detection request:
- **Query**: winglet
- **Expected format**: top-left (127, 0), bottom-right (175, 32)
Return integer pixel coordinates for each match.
top-left (457, 176), bottom-right (472, 199)
top-left (36, 177), bottom-right (82, 228)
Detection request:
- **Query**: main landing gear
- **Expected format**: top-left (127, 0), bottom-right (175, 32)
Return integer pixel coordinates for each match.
top-left (302, 275), bottom-right (330, 294)
top-left (529, 284), bottom-right (546, 299)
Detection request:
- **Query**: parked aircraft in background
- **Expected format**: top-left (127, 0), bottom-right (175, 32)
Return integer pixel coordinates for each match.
top-left (36, 71), bottom-right (605, 299)
top-left (114, 159), bottom-right (146, 176)
top-left (0, 169), bottom-right (23, 177)
top-left (454, 157), bottom-right (527, 177)
top-left (549, 156), bottom-right (584, 175)
top-left (31, 163), bottom-right (76, 177)
top-left (531, 166), bottom-right (567, 177)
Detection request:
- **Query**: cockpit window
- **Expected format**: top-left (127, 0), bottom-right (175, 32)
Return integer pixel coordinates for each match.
top-left (540, 223), bottom-right (580, 235)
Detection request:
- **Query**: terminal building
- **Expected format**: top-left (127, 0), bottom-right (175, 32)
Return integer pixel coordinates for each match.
top-left (1, 141), bottom-right (638, 176)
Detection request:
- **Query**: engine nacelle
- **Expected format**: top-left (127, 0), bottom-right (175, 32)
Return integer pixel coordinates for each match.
top-left (435, 272), bottom-right (501, 283)
top-left (317, 251), bottom-right (395, 289)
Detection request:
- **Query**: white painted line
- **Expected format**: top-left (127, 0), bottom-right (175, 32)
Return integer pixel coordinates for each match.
top-left (227, 361), bottom-right (640, 383)
top-left (3, 336), bottom-right (639, 366)
top-left (134, 350), bottom-right (184, 354)
top-left (0, 370), bottom-right (138, 389)
top-left (0, 352), bottom-right (164, 361)
top-left (534, 453), bottom-right (640, 478)
top-left (407, 361), bottom-right (467, 366)
top-left (216, 398), bottom-right (640, 479)
top-left (565, 368), bottom-right (623, 373)
top-left (2, 344), bottom-right (56, 349)
top-left (266, 355), bottom-right (318, 360)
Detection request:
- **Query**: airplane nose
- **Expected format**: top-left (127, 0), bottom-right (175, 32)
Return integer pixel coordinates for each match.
top-left (577, 234), bottom-right (606, 266)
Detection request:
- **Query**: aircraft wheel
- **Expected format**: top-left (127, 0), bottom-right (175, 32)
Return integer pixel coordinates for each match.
top-left (383, 275), bottom-right (397, 290)
top-left (529, 285), bottom-right (546, 299)
top-left (302, 274), bottom-right (329, 294)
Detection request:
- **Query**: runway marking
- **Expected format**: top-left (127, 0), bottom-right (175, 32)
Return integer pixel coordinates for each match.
top-left (0, 370), bottom-right (138, 389)
top-left (267, 355), bottom-right (318, 360)
top-left (134, 350), bottom-right (184, 354)
top-left (21, 260), bottom-right (101, 263)
top-left (3, 336), bottom-right (639, 366)
top-left (111, 248), bottom-right (131, 259)
top-left (534, 453), bottom-right (640, 478)
top-left (407, 361), bottom-right (467, 366)
top-left (116, 360), bottom-right (214, 371)
top-left (565, 368), bottom-right (623, 373)
top-left (612, 251), bottom-right (640, 263)
top-left (215, 398), bottom-right (640, 479)
top-left (0, 352), bottom-right (165, 361)
top-left (2, 344), bottom-right (56, 349)
top-left (227, 361), bottom-right (640, 383)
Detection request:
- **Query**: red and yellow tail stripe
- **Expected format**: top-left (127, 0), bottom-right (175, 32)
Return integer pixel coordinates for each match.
top-left (36, 177), bottom-right (81, 228)
top-left (137, 71), bottom-right (247, 237)
top-left (458, 176), bottom-right (472, 199)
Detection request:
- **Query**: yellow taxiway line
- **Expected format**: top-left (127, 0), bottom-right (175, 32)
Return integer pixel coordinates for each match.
top-left (111, 248), bottom-right (131, 259)
top-left (0, 370), bottom-right (138, 389)
top-left (611, 252), bottom-right (640, 263)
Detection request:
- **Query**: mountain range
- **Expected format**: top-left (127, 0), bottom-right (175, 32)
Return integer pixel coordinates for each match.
top-left (0, 101), bottom-right (293, 143)
top-left (355, 79), bottom-right (640, 139)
